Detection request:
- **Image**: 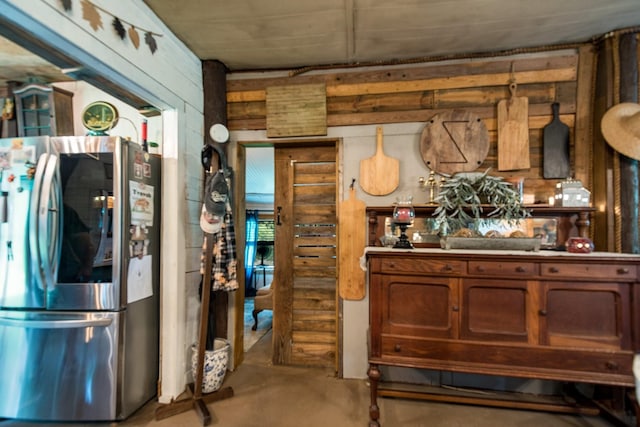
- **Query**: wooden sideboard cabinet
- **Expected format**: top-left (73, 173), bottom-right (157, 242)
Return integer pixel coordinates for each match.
top-left (366, 248), bottom-right (640, 426)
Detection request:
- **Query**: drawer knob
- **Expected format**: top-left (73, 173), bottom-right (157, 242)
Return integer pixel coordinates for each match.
top-left (394, 344), bottom-right (401, 352)
top-left (617, 268), bottom-right (630, 275)
top-left (452, 305), bottom-right (459, 312)
top-left (538, 309), bottom-right (547, 316)
top-left (443, 264), bottom-right (453, 272)
top-left (516, 266), bottom-right (526, 273)
top-left (605, 361), bottom-right (619, 371)
top-left (476, 265), bottom-right (486, 272)
top-left (549, 267), bottom-right (560, 273)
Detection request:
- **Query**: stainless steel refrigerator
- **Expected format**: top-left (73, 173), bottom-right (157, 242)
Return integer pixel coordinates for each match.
top-left (0, 136), bottom-right (160, 421)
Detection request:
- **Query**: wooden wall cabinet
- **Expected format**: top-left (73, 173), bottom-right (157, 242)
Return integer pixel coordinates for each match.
top-left (14, 83), bottom-right (74, 137)
top-left (366, 249), bottom-right (640, 426)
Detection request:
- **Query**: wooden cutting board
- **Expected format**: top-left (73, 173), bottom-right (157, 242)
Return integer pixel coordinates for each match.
top-left (420, 110), bottom-right (490, 175)
top-left (359, 126), bottom-right (399, 195)
top-left (543, 102), bottom-right (571, 178)
top-left (497, 83), bottom-right (530, 171)
top-left (338, 186), bottom-right (366, 300)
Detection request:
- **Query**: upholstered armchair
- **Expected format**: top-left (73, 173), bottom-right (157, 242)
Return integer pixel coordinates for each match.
top-left (252, 280), bottom-right (273, 330)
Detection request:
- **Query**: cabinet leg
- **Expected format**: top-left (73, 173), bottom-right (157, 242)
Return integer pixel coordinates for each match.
top-left (368, 363), bottom-right (381, 427)
top-left (629, 391), bottom-right (640, 427)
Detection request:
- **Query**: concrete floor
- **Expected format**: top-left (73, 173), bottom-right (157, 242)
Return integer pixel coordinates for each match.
top-left (0, 330), bottom-right (630, 427)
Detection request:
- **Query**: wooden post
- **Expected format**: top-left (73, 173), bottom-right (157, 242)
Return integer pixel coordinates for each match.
top-left (203, 60), bottom-right (227, 133)
top-left (618, 32), bottom-right (639, 254)
top-left (202, 60), bottom-right (229, 339)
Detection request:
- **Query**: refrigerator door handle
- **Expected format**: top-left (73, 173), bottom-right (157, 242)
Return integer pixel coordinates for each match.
top-left (29, 153), bottom-right (49, 291)
top-left (38, 154), bottom-right (62, 287)
top-left (93, 189), bottom-right (110, 266)
top-left (0, 316), bottom-right (113, 329)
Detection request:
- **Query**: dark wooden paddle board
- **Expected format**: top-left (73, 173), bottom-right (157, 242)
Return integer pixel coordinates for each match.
top-left (543, 102), bottom-right (570, 179)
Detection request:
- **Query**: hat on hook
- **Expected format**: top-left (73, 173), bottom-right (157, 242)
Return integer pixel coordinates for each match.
top-left (601, 102), bottom-right (640, 161)
top-left (200, 204), bottom-right (223, 234)
top-left (204, 170), bottom-right (228, 217)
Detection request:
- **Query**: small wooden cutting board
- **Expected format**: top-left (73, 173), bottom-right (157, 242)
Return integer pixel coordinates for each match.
top-left (497, 83), bottom-right (530, 171)
top-left (359, 127), bottom-right (399, 195)
top-left (338, 186), bottom-right (366, 300)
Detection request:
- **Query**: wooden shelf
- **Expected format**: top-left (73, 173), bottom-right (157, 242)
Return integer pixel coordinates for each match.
top-left (367, 205), bottom-right (595, 249)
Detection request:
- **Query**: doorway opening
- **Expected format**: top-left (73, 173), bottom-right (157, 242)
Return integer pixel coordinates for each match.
top-left (236, 139), bottom-right (340, 372)
top-left (243, 146), bottom-right (274, 352)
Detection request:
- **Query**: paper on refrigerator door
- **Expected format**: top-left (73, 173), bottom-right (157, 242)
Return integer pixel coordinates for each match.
top-left (129, 181), bottom-right (154, 226)
top-left (127, 254), bottom-right (152, 303)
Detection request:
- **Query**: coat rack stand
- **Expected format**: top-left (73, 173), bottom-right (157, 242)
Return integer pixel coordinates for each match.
top-left (155, 146), bottom-right (234, 425)
top-left (154, 233), bottom-right (234, 424)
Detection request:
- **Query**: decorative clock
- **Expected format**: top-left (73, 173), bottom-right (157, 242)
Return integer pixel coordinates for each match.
top-left (81, 101), bottom-right (119, 135)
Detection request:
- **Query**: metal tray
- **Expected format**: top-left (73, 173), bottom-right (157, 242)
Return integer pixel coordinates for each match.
top-left (440, 236), bottom-right (541, 251)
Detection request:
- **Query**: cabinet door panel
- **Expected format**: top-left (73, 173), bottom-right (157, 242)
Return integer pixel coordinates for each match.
top-left (382, 275), bottom-right (458, 339)
top-left (541, 282), bottom-right (631, 350)
top-left (461, 278), bottom-right (531, 342)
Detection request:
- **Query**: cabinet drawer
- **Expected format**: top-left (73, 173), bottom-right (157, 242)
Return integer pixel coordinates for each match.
top-left (379, 336), bottom-right (634, 385)
top-left (378, 258), bottom-right (466, 275)
top-left (468, 261), bottom-right (536, 276)
top-left (541, 263), bottom-right (637, 280)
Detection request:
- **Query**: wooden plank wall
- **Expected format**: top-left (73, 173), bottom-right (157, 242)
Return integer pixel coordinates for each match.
top-left (228, 48), bottom-right (592, 201)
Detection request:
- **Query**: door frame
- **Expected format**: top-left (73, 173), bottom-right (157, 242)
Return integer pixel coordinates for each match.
top-left (234, 137), bottom-right (343, 374)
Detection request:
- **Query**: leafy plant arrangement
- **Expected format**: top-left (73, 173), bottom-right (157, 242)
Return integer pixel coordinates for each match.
top-left (433, 169), bottom-right (530, 234)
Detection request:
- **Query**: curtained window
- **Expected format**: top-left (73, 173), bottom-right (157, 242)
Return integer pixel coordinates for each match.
top-left (244, 210), bottom-right (259, 296)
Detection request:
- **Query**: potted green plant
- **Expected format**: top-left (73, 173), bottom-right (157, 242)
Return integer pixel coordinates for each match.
top-left (433, 169), bottom-right (530, 235)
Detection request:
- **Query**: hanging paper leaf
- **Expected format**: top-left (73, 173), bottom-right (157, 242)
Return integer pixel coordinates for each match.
top-left (145, 32), bottom-right (158, 54)
top-left (128, 26), bottom-right (140, 49)
top-left (59, 0), bottom-right (72, 11)
top-left (73, 0), bottom-right (161, 52)
top-left (81, 0), bottom-right (102, 31)
top-left (113, 17), bottom-right (126, 39)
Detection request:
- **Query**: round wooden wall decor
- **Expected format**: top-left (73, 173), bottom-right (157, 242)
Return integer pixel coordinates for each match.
top-left (420, 110), bottom-right (489, 175)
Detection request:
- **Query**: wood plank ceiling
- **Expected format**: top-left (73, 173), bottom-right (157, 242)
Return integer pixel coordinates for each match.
top-left (143, 0), bottom-right (640, 71)
top-left (2, 1), bottom-right (640, 85)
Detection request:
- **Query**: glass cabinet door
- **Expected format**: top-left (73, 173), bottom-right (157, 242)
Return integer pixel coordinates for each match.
top-left (14, 84), bottom-right (54, 136)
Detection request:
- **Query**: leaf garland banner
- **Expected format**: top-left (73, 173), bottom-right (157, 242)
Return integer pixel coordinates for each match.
top-left (63, 0), bottom-right (161, 54)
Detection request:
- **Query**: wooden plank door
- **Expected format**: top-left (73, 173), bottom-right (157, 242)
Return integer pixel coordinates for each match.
top-left (273, 144), bottom-right (337, 368)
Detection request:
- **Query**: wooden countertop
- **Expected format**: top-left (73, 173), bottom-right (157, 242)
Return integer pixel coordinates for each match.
top-left (364, 246), bottom-right (640, 259)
